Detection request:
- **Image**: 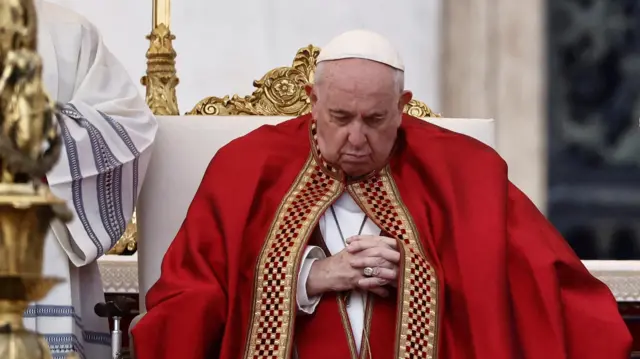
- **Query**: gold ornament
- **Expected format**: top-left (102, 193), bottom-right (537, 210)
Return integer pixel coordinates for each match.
top-left (0, 0), bottom-right (75, 358)
top-left (140, 23), bottom-right (179, 116)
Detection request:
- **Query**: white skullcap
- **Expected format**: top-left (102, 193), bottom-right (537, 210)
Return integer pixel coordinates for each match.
top-left (317, 29), bottom-right (404, 71)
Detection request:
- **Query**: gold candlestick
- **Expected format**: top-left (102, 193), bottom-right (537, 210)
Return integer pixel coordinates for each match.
top-left (0, 0), bottom-right (73, 358)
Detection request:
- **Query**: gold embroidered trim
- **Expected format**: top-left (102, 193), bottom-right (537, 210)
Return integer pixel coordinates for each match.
top-left (348, 169), bottom-right (439, 359)
top-left (243, 155), bottom-right (343, 359)
top-left (360, 295), bottom-right (375, 359)
top-left (337, 294), bottom-right (359, 359)
top-left (245, 121), bottom-right (439, 358)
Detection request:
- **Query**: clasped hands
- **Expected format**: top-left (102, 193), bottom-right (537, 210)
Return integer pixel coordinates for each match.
top-left (306, 235), bottom-right (400, 298)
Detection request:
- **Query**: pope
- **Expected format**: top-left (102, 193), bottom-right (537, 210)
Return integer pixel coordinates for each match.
top-left (132, 30), bottom-right (631, 359)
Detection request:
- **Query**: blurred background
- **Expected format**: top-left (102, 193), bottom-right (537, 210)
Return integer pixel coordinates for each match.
top-left (46, 0), bottom-right (640, 260)
top-left (547, 0), bottom-right (640, 260)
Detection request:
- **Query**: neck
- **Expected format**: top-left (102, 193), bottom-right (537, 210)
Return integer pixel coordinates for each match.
top-left (310, 119), bottom-right (400, 182)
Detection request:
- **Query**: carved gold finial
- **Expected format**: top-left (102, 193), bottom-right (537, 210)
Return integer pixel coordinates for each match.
top-left (0, 0), bottom-right (73, 357)
top-left (141, 23), bottom-right (179, 116)
top-left (187, 45), bottom-right (440, 118)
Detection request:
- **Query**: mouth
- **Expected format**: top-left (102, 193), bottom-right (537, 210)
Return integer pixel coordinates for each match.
top-left (341, 154), bottom-right (370, 163)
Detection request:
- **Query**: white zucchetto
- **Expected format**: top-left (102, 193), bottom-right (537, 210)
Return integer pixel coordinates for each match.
top-left (317, 29), bottom-right (405, 71)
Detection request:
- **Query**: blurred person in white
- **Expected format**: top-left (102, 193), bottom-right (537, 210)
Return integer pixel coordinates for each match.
top-left (25, 1), bottom-right (158, 358)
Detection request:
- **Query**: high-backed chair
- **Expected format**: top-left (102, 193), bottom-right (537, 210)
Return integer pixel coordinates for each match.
top-left (129, 46), bottom-right (495, 355)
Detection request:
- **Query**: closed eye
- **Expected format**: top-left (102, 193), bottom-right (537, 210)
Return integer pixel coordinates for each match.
top-left (330, 110), bottom-right (353, 124)
top-left (364, 115), bottom-right (385, 126)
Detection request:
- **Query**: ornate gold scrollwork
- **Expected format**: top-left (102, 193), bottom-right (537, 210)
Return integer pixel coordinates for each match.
top-left (187, 45), bottom-right (318, 116)
top-left (108, 211), bottom-right (137, 254)
top-left (187, 45), bottom-right (440, 118)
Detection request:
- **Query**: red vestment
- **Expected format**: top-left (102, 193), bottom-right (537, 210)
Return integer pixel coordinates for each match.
top-left (132, 114), bottom-right (631, 359)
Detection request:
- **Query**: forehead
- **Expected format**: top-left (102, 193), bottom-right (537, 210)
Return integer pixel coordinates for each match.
top-left (320, 59), bottom-right (396, 88)
top-left (317, 59), bottom-right (398, 110)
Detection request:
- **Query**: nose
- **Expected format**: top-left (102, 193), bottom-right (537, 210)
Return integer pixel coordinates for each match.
top-left (347, 121), bottom-right (367, 147)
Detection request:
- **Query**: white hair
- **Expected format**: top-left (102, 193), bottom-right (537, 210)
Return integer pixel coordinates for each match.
top-left (313, 61), bottom-right (405, 94)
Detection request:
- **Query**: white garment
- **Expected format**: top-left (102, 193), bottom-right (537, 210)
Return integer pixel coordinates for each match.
top-left (296, 193), bottom-right (381, 353)
top-left (22, 2), bottom-right (158, 359)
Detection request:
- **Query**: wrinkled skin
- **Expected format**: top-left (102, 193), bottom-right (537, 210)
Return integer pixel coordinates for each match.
top-left (304, 58), bottom-right (413, 299)
top-left (306, 58), bottom-right (412, 177)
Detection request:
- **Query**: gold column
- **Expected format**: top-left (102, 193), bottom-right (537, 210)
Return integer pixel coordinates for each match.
top-left (108, 0), bottom-right (179, 255)
top-left (0, 0), bottom-right (77, 358)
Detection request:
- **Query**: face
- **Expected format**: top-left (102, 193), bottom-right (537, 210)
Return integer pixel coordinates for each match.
top-left (307, 59), bottom-right (412, 177)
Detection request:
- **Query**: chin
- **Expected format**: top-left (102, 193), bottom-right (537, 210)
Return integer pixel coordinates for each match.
top-left (341, 164), bottom-right (373, 178)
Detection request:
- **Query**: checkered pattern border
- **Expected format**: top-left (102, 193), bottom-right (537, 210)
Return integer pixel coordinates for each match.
top-left (244, 155), bottom-right (343, 359)
top-left (349, 171), bottom-right (439, 359)
top-left (245, 119), bottom-right (438, 359)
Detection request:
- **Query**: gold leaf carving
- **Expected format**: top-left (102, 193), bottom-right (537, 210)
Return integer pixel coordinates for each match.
top-left (141, 23), bottom-right (179, 116)
top-left (107, 211), bottom-right (137, 255)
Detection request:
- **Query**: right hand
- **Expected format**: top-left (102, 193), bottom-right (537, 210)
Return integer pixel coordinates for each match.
top-left (306, 248), bottom-right (390, 298)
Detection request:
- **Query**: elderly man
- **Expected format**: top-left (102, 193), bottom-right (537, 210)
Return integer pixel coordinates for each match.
top-left (132, 30), bottom-right (630, 358)
top-left (23, 1), bottom-right (157, 358)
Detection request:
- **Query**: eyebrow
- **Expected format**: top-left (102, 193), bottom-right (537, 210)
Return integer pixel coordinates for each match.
top-left (365, 111), bottom-right (387, 118)
top-left (329, 109), bottom-right (352, 116)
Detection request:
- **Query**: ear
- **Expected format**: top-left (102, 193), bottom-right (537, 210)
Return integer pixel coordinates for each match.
top-left (305, 84), bottom-right (317, 106)
top-left (398, 90), bottom-right (413, 112)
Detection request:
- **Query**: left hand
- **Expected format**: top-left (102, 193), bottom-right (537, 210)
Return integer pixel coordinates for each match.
top-left (345, 235), bottom-right (401, 292)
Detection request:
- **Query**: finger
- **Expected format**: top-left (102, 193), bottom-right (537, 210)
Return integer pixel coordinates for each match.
top-left (371, 267), bottom-right (398, 281)
top-left (367, 286), bottom-right (389, 298)
top-left (358, 277), bottom-right (389, 289)
top-left (350, 247), bottom-right (401, 264)
top-left (346, 237), bottom-right (398, 254)
top-left (349, 256), bottom-right (394, 269)
top-left (346, 235), bottom-right (397, 249)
